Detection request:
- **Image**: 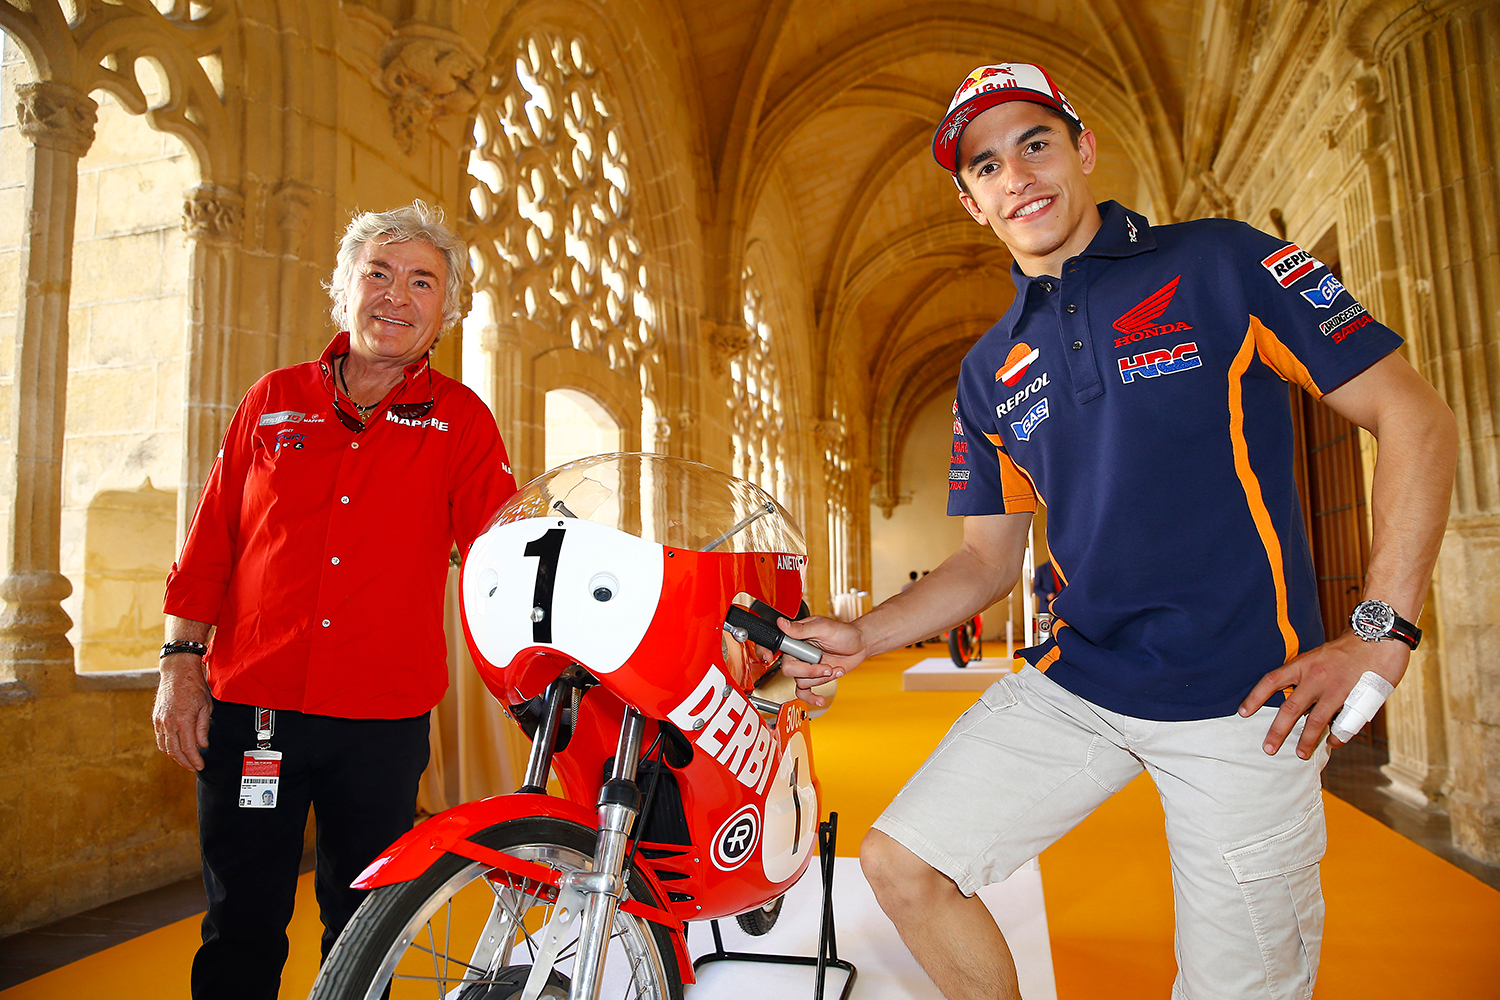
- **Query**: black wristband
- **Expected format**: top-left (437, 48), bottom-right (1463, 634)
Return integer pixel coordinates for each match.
top-left (160, 640), bottom-right (207, 659)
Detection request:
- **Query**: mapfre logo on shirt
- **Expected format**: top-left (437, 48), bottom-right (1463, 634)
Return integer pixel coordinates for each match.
top-left (385, 411), bottom-right (449, 431)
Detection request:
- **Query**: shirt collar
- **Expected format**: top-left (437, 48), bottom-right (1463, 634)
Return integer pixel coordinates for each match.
top-left (316, 332), bottom-right (432, 389)
top-left (995, 201), bottom-right (1157, 339)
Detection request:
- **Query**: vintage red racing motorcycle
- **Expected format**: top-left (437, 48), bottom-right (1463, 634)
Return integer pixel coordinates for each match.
top-left (310, 454), bottom-right (834, 1000)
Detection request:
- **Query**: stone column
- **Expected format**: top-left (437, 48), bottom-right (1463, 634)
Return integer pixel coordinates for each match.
top-left (1380, 2), bottom-right (1500, 862)
top-left (177, 185), bottom-right (245, 548)
top-left (0, 82), bottom-right (97, 695)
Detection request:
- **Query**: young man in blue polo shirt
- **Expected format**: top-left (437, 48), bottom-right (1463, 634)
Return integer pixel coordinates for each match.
top-left (782, 63), bottom-right (1457, 999)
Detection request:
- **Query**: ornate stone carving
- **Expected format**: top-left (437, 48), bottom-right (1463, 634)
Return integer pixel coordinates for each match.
top-left (874, 495), bottom-right (904, 520)
top-left (14, 81), bottom-right (97, 157)
top-left (704, 320), bottom-right (751, 377)
top-left (1193, 170), bottom-right (1235, 219)
top-left (382, 33), bottom-right (481, 154)
top-left (182, 185), bottom-right (245, 245)
top-left (814, 420), bottom-right (845, 449)
top-left (651, 416), bottom-right (673, 449)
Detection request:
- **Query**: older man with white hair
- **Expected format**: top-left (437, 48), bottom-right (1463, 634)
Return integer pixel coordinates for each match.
top-left (153, 201), bottom-right (516, 1000)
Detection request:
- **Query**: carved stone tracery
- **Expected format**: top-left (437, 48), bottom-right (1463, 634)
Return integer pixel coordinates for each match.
top-left (728, 270), bottom-right (787, 500)
top-left (467, 30), bottom-right (659, 377)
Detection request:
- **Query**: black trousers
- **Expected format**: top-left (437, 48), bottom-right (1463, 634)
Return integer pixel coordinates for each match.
top-left (191, 699), bottom-right (430, 1000)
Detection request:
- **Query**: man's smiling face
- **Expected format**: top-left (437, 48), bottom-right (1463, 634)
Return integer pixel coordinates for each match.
top-left (346, 237), bottom-right (448, 367)
top-left (955, 101), bottom-right (1100, 277)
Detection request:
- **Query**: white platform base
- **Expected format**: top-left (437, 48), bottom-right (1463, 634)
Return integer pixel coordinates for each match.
top-left (902, 656), bottom-right (1014, 691)
top-left (685, 856), bottom-right (1055, 1000)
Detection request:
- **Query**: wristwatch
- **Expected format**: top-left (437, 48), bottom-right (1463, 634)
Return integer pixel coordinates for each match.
top-left (1349, 600), bottom-right (1421, 649)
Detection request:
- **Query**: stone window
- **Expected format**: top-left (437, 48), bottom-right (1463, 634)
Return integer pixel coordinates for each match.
top-left (730, 267), bottom-right (787, 503)
top-left (466, 30), bottom-right (659, 376)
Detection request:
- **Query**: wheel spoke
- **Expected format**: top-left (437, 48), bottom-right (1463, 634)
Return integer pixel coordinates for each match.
top-left (314, 825), bottom-right (677, 1000)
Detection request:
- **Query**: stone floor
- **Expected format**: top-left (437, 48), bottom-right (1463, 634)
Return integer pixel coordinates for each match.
top-left (3, 747), bottom-right (1498, 989)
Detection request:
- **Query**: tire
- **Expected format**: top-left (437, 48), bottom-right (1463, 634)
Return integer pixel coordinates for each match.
top-left (734, 894), bottom-right (783, 937)
top-left (948, 618), bottom-right (979, 667)
top-left (310, 817), bottom-right (683, 1000)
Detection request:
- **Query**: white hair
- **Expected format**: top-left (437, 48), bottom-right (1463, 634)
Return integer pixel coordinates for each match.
top-left (326, 200), bottom-right (471, 341)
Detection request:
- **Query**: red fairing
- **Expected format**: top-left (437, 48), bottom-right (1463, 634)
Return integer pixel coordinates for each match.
top-left (352, 794), bottom-right (606, 890)
top-left (452, 456), bottom-right (821, 956)
top-left (350, 793), bottom-right (696, 984)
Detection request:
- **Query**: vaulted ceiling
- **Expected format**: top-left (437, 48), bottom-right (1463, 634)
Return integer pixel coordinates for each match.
top-left (665, 0), bottom-right (1212, 497)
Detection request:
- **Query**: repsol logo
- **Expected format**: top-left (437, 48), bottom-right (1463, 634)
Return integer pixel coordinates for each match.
top-left (995, 372), bottom-right (1050, 418)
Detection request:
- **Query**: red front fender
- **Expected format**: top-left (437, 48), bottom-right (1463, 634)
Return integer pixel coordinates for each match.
top-left (350, 793), bottom-right (695, 984)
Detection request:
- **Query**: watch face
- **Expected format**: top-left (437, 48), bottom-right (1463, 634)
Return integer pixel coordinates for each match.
top-left (1352, 601), bottom-right (1396, 639)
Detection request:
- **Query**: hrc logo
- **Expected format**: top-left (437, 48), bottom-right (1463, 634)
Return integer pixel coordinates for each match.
top-left (1119, 343), bottom-right (1203, 384)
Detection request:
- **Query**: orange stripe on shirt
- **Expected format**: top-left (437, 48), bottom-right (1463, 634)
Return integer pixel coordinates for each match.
top-left (984, 433), bottom-right (1038, 512)
top-left (1249, 315), bottom-right (1325, 397)
top-left (1228, 325), bottom-right (1300, 662)
top-left (1035, 646), bottom-right (1062, 672)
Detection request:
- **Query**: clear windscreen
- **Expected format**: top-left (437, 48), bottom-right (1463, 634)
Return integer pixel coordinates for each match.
top-left (488, 453), bottom-right (807, 555)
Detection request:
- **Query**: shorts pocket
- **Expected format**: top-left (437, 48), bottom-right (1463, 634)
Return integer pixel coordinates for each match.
top-left (1222, 805), bottom-right (1327, 1000)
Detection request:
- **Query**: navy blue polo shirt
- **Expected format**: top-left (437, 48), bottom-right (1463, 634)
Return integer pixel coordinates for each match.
top-left (948, 201), bottom-right (1402, 721)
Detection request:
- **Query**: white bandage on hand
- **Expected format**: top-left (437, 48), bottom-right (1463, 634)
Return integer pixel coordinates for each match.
top-left (1329, 671), bottom-right (1395, 743)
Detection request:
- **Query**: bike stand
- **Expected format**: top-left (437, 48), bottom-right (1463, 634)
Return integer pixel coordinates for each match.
top-left (692, 812), bottom-right (858, 1000)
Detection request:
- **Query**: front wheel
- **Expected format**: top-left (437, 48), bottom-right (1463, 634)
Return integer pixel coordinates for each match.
top-left (948, 618), bottom-right (981, 667)
top-left (310, 817), bottom-right (683, 1000)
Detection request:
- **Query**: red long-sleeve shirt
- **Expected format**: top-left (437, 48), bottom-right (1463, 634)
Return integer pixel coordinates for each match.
top-left (164, 333), bottom-right (517, 718)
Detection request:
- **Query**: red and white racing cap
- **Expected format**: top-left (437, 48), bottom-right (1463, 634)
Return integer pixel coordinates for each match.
top-left (932, 62), bottom-right (1084, 173)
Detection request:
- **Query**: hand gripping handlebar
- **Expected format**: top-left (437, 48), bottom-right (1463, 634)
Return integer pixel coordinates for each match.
top-left (724, 604), bottom-right (824, 664)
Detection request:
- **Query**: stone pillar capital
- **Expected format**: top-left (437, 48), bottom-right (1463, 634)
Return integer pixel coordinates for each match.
top-left (703, 320), bottom-right (751, 377)
top-left (14, 81), bottom-right (97, 157)
top-left (182, 185), bottom-right (245, 245)
top-left (814, 419), bottom-right (845, 449)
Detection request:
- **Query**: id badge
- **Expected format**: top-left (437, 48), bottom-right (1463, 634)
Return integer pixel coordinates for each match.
top-left (239, 749), bottom-right (282, 808)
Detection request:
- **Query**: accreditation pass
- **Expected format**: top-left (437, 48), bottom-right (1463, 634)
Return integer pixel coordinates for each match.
top-left (240, 749), bottom-right (282, 808)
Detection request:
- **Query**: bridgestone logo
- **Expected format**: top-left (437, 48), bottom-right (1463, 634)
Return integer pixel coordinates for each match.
top-left (1319, 303), bottom-right (1367, 336)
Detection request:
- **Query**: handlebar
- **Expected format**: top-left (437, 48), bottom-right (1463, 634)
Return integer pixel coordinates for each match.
top-left (724, 605), bottom-right (824, 664)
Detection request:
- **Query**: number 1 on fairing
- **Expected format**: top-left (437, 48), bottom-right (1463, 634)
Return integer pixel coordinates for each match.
top-left (524, 528), bottom-right (565, 642)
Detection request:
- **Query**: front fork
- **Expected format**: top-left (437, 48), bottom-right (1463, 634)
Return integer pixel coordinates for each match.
top-left (520, 678), bottom-right (647, 1000)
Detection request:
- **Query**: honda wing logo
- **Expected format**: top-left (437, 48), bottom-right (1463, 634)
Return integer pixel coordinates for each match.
top-left (1112, 276), bottom-right (1193, 348)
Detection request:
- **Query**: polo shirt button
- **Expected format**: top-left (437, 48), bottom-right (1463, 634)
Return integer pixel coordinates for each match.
top-left (322, 619), bottom-right (331, 627)
top-left (331, 556), bottom-right (340, 565)
top-left (1072, 341), bottom-right (1083, 350)
top-left (1041, 281), bottom-right (1054, 292)
top-left (340, 495), bottom-right (350, 504)
top-left (1067, 304), bottom-right (1077, 313)
top-left (351, 442), bottom-right (360, 450)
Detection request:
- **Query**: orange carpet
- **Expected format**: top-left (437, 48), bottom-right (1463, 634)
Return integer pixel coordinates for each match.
top-left (6, 647), bottom-right (1499, 998)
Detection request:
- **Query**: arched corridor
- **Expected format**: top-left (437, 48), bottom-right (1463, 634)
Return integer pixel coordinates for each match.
top-left (0, 0), bottom-right (1496, 965)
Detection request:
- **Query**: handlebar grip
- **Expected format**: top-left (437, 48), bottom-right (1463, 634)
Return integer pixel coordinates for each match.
top-left (724, 606), bottom-right (824, 665)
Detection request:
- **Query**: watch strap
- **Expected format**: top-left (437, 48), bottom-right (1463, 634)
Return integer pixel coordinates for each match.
top-left (1386, 613), bottom-right (1421, 650)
